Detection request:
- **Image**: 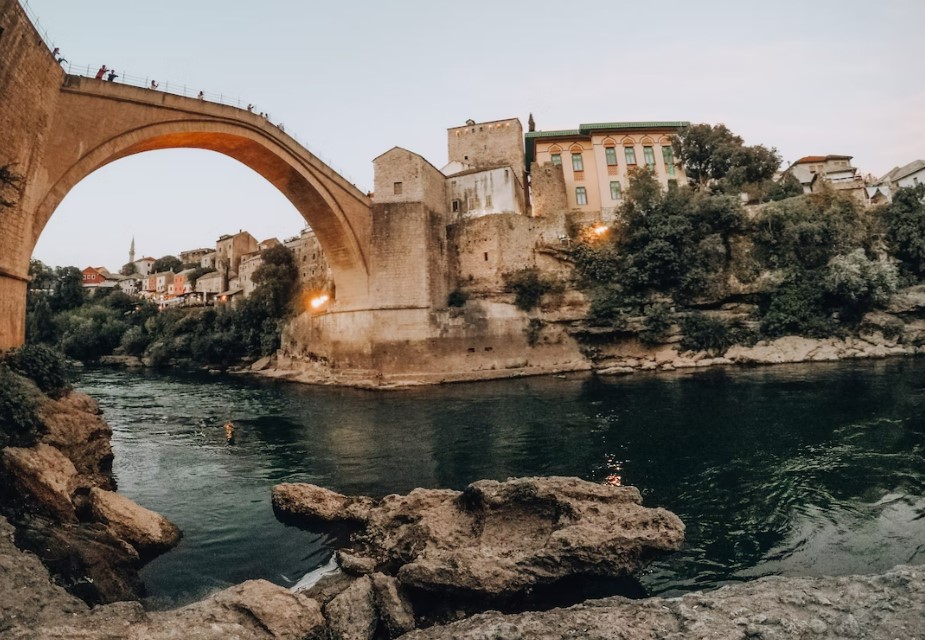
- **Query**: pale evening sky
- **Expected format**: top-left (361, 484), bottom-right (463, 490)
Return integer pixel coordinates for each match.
top-left (25, 0), bottom-right (925, 272)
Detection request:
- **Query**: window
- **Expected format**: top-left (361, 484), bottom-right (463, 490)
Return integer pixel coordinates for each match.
top-left (643, 146), bottom-right (655, 169)
top-left (604, 146), bottom-right (618, 166)
top-left (551, 153), bottom-right (561, 166)
top-left (610, 181), bottom-right (622, 200)
top-left (575, 186), bottom-right (588, 206)
top-left (662, 146), bottom-right (675, 176)
top-left (484, 252), bottom-right (489, 261)
top-left (572, 152), bottom-right (584, 172)
top-left (393, 181), bottom-right (402, 195)
top-left (451, 199), bottom-right (461, 212)
top-left (624, 146), bottom-right (636, 165)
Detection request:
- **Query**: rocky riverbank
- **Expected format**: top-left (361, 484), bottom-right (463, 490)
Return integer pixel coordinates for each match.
top-left (0, 381), bottom-right (181, 605)
top-left (3, 510), bottom-right (923, 639)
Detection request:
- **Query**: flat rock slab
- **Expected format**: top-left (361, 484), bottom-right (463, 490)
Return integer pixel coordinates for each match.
top-left (273, 476), bottom-right (684, 601)
top-left (398, 565), bottom-right (925, 640)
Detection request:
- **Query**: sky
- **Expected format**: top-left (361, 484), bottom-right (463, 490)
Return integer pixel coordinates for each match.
top-left (26, 0), bottom-right (925, 271)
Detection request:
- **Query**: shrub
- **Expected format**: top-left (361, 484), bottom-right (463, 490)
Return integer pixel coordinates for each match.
top-left (640, 303), bottom-right (674, 345)
top-left (0, 367), bottom-right (41, 448)
top-left (447, 289), bottom-right (468, 308)
top-left (2, 344), bottom-right (70, 396)
top-left (523, 318), bottom-right (544, 347)
top-left (823, 249), bottom-right (898, 322)
top-left (505, 269), bottom-right (561, 311)
top-left (120, 326), bottom-right (150, 357)
top-left (680, 313), bottom-right (736, 354)
top-left (759, 276), bottom-right (832, 338)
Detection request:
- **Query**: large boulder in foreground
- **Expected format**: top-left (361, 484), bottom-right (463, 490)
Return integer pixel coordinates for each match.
top-left (273, 477), bottom-right (684, 601)
top-left (399, 565), bottom-right (925, 640)
top-left (88, 488), bottom-right (182, 560)
top-left (2, 443), bottom-right (79, 523)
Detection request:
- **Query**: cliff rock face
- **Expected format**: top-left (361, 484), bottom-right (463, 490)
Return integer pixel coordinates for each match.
top-left (1, 517), bottom-right (327, 639)
top-left (399, 565), bottom-right (925, 640)
top-left (0, 387), bottom-right (181, 604)
top-left (273, 476), bottom-right (685, 603)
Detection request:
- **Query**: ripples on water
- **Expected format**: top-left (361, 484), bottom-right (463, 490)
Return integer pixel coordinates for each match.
top-left (73, 359), bottom-right (925, 608)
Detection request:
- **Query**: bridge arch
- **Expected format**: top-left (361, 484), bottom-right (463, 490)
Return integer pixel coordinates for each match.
top-left (31, 117), bottom-right (370, 307)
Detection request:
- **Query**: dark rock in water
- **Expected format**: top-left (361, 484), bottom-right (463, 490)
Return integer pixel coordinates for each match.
top-left (273, 476), bottom-right (684, 608)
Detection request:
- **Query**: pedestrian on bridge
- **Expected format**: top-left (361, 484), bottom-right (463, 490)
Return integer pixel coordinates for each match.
top-left (197, 90), bottom-right (204, 100)
top-left (106, 70), bottom-right (118, 82)
top-left (95, 65), bottom-right (108, 79)
top-left (150, 80), bottom-right (159, 90)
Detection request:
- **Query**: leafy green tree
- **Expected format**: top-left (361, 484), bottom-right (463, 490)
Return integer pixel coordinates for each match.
top-left (25, 295), bottom-right (57, 345)
top-left (50, 266), bottom-right (85, 311)
top-left (28, 260), bottom-right (56, 292)
top-left (152, 255), bottom-right (182, 273)
top-left (120, 262), bottom-right (136, 276)
top-left (251, 245), bottom-right (300, 318)
top-left (672, 123), bottom-right (780, 193)
top-left (824, 249), bottom-right (898, 322)
top-left (883, 184), bottom-right (925, 278)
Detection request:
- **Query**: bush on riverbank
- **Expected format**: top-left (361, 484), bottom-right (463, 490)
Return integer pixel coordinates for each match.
top-left (0, 367), bottom-right (41, 449)
top-left (2, 344), bottom-right (70, 397)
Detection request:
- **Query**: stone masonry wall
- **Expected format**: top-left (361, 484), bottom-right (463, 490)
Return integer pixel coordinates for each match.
top-left (448, 213), bottom-right (572, 293)
top-left (370, 202), bottom-right (447, 309)
top-left (447, 118), bottom-right (525, 178)
top-left (0, 0), bottom-right (66, 349)
top-left (372, 147), bottom-right (446, 214)
top-left (530, 161), bottom-right (568, 218)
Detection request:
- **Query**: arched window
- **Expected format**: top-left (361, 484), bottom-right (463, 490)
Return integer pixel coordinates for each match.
top-left (548, 144), bottom-right (562, 167)
top-left (570, 145), bottom-right (584, 173)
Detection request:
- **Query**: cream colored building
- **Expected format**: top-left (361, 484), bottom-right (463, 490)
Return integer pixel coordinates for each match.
top-left (284, 227), bottom-right (331, 292)
top-left (525, 121), bottom-right (689, 219)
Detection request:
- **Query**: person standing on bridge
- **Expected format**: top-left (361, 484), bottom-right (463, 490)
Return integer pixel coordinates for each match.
top-left (197, 90), bottom-right (204, 100)
top-left (150, 80), bottom-right (159, 90)
top-left (106, 70), bottom-right (119, 82)
top-left (95, 65), bottom-right (107, 79)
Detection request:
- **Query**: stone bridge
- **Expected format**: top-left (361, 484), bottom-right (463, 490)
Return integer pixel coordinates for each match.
top-left (0, 0), bottom-right (373, 349)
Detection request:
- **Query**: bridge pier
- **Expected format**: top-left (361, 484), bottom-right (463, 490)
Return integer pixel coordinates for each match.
top-left (0, 270), bottom-right (28, 351)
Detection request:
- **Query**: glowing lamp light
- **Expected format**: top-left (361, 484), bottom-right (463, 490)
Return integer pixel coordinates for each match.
top-left (592, 224), bottom-right (609, 236)
top-left (310, 294), bottom-right (330, 310)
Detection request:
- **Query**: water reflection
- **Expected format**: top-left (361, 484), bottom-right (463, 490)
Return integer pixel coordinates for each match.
top-left (75, 359), bottom-right (925, 608)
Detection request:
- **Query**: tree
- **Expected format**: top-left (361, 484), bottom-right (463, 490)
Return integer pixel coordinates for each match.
top-left (672, 124), bottom-right (780, 193)
top-left (152, 255), bottom-right (182, 273)
top-left (120, 262), bottom-right (136, 276)
top-left (28, 260), bottom-right (56, 292)
top-left (251, 245), bottom-right (300, 318)
top-left (883, 184), bottom-right (925, 278)
top-left (50, 266), bottom-right (85, 311)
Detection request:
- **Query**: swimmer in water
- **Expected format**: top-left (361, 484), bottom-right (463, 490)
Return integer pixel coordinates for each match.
top-left (224, 421), bottom-right (235, 443)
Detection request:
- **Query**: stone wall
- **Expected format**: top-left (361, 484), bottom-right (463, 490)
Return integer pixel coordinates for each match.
top-left (448, 213), bottom-right (572, 293)
top-left (369, 202), bottom-right (448, 309)
top-left (372, 147), bottom-right (447, 214)
top-left (529, 161), bottom-right (568, 219)
top-left (447, 118), bottom-right (525, 178)
top-left (446, 166), bottom-right (525, 221)
top-left (0, 0), bottom-right (66, 349)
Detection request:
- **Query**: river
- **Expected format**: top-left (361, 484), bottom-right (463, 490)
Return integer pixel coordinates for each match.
top-left (72, 360), bottom-right (925, 610)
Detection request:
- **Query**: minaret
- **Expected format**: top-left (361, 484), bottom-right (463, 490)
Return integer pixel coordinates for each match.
top-left (129, 237), bottom-right (135, 265)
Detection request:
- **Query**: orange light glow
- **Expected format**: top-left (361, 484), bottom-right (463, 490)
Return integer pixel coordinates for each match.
top-left (592, 224), bottom-right (609, 236)
top-left (310, 294), bottom-right (330, 310)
